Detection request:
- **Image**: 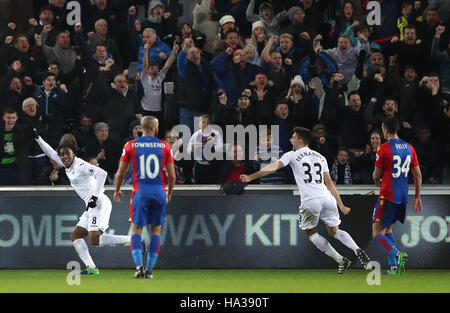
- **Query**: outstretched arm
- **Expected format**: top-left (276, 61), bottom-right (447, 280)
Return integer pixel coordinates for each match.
top-left (240, 160), bottom-right (284, 182)
top-left (35, 134), bottom-right (64, 167)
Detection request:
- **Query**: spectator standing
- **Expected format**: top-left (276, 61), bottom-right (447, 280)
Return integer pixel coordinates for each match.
top-left (413, 123), bottom-right (443, 184)
top-left (246, 0), bottom-right (287, 37)
top-left (33, 72), bottom-right (69, 148)
top-left (17, 97), bottom-right (47, 184)
top-left (357, 129), bottom-right (383, 184)
top-left (85, 122), bottom-right (122, 184)
top-left (102, 73), bottom-right (142, 143)
top-left (210, 46), bottom-right (260, 106)
top-left (253, 128), bottom-right (285, 184)
top-left (86, 18), bottom-right (122, 69)
top-left (0, 107), bottom-right (34, 185)
top-left (70, 112), bottom-right (95, 158)
top-left (128, 6), bottom-right (172, 72)
top-left (176, 39), bottom-right (222, 132)
top-left (186, 114), bottom-right (223, 184)
top-left (336, 91), bottom-right (368, 153)
top-left (139, 40), bottom-right (178, 135)
top-left (192, 0), bottom-right (220, 58)
top-left (309, 123), bottom-right (338, 169)
top-left (330, 148), bottom-right (354, 185)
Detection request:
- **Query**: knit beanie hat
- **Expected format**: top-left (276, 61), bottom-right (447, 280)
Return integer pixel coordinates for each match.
top-left (94, 122), bottom-right (109, 134)
top-left (252, 20), bottom-right (265, 32)
top-left (290, 75), bottom-right (305, 89)
top-left (287, 7), bottom-right (303, 20)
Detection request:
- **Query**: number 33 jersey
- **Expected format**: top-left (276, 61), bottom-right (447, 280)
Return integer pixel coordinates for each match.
top-left (121, 136), bottom-right (174, 194)
top-left (375, 138), bottom-right (419, 204)
top-left (280, 147), bottom-right (331, 203)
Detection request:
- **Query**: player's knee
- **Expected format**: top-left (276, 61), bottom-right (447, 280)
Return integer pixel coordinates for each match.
top-left (328, 228), bottom-right (337, 237)
top-left (88, 233), bottom-right (100, 246)
top-left (71, 229), bottom-right (85, 242)
top-left (372, 228), bottom-right (384, 239)
top-left (304, 229), bottom-right (317, 239)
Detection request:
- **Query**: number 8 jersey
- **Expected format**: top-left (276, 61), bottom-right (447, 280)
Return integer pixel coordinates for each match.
top-left (121, 136), bottom-right (174, 194)
top-left (375, 138), bottom-right (419, 204)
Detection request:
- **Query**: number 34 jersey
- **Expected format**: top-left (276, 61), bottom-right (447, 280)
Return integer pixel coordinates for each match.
top-left (280, 147), bottom-right (331, 203)
top-left (121, 136), bottom-right (174, 194)
top-left (375, 138), bottom-right (419, 204)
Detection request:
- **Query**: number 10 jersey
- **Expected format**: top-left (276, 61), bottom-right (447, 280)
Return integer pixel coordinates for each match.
top-left (121, 136), bottom-right (174, 194)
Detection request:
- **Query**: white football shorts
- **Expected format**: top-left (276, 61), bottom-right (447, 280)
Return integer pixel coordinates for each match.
top-left (298, 194), bottom-right (341, 230)
top-left (77, 194), bottom-right (112, 232)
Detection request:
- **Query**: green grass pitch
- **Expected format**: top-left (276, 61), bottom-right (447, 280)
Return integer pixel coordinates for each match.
top-left (0, 269), bottom-right (449, 293)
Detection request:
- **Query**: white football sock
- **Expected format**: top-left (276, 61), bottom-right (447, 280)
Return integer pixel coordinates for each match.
top-left (99, 234), bottom-right (131, 246)
top-left (310, 233), bottom-right (344, 264)
top-left (334, 230), bottom-right (359, 254)
top-left (73, 238), bottom-right (96, 268)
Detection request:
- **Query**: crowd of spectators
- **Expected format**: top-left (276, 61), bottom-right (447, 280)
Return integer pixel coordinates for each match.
top-left (1, 0), bottom-right (450, 187)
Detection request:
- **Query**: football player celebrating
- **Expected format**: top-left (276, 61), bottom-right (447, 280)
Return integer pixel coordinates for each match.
top-left (34, 129), bottom-right (134, 275)
top-left (241, 127), bottom-right (371, 274)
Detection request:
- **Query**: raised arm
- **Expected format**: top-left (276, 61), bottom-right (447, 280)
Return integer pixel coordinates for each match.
top-left (142, 43), bottom-right (150, 75)
top-left (246, 0), bottom-right (258, 23)
top-left (35, 133), bottom-right (64, 167)
top-left (161, 42), bottom-right (180, 75)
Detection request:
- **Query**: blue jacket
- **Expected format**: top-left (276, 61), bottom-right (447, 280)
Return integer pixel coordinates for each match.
top-left (210, 51), bottom-right (260, 105)
top-left (298, 52), bottom-right (338, 87)
top-left (137, 36), bottom-right (172, 73)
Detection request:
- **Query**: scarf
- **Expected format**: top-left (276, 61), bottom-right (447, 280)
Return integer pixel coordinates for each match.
top-left (331, 160), bottom-right (352, 185)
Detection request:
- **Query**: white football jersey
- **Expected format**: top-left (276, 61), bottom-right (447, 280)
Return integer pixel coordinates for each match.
top-left (36, 137), bottom-right (107, 204)
top-left (279, 146), bottom-right (331, 203)
top-left (63, 157), bottom-right (106, 203)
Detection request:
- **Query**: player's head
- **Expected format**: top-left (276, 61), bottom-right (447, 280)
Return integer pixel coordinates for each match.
top-left (381, 117), bottom-right (399, 138)
top-left (141, 115), bottom-right (159, 136)
top-left (291, 126), bottom-right (311, 150)
top-left (57, 141), bottom-right (76, 168)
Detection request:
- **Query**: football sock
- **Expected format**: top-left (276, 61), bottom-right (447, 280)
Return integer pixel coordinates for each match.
top-left (375, 234), bottom-right (399, 259)
top-left (385, 232), bottom-right (397, 267)
top-left (131, 234), bottom-right (143, 268)
top-left (146, 235), bottom-right (161, 273)
top-left (385, 232), bottom-right (396, 246)
top-left (98, 234), bottom-right (131, 246)
top-left (73, 238), bottom-right (96, 268)
top-left (310, 233), bottom-right (344, 264)
top-left (333, 230), bottom-right (360, 254)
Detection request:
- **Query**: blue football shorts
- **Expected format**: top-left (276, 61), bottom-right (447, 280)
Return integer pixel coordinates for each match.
top-left (372, 198), bottom-right (406, 228)
top-left (131, 191), bottom-right (166, 227)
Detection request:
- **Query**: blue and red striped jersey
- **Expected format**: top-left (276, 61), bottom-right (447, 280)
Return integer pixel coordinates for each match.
top-left (121, 136), bottom-right (173, 194)
top-left (375, 138), bottom-right (419, 204)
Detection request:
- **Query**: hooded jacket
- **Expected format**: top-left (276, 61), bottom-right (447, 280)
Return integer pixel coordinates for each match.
top-left (246, 0), bottom-right (288, 37)
top-left (141, 0), bottom-right (177, 44)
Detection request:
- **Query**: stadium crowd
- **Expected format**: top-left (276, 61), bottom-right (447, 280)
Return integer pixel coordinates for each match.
top-left (1, 0), bottom-right (450, 187)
